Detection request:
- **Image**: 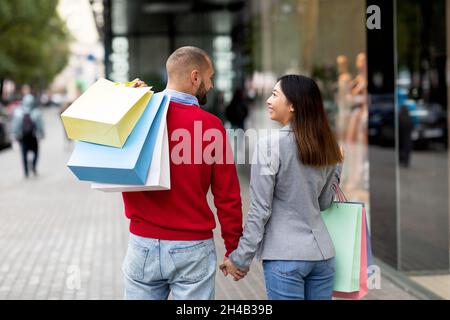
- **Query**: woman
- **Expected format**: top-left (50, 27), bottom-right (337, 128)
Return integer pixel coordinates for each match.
top-left (221, 75), bottom-right (343, 300)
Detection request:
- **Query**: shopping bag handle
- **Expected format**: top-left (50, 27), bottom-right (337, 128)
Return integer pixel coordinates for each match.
top-left (332, 182), bottom-right (348, 203)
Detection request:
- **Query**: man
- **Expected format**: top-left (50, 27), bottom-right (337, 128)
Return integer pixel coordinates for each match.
top-left (11, 85), bottom-right (44, 178)
top-left (121, 46), bottom-right (244, 300)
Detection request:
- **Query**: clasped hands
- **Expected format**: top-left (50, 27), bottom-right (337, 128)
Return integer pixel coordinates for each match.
top-left (219, 258), bottom-right (248, 281)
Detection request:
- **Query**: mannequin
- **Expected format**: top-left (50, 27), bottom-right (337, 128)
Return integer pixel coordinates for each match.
top-left (344, 53), bottom-right (369, 201)
top-left (346, 52), bottom-right (368, 144)
top-left (335, 55), bottom-right (352, 142)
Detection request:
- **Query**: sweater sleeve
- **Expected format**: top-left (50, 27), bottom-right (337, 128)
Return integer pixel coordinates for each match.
top-left (211, 124), bottom-right (243, 257)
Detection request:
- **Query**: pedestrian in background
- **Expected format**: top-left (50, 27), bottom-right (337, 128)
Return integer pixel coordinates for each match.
top-left (399, 105), bottom-right (413, 167)
top-left (11, 85), bottom-right (44, 178)
top-left (222, 75), bottom-right (344, 300)
top-left (225, 88), bottom-right (249, 130)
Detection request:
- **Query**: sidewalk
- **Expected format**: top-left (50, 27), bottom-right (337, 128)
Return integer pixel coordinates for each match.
top-left (0, 107), bottom-right (418, 300)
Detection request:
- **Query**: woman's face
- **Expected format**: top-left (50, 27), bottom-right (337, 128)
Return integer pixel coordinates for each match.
top-left (266, 81), bottom-right (294, 126)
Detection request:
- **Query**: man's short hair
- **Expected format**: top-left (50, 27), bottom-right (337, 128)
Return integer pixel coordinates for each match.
top-left (166, 46), bottom-right (211, 79)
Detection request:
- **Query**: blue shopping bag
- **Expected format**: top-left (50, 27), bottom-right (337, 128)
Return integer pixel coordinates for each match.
top-left (365, 213), bottom-right (374, 277)
top-left (67, 92), bottom-right (169, 185)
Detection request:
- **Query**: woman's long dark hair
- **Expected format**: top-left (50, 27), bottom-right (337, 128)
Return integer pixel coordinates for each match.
top-left (278, 74), bottom-right (343, 167)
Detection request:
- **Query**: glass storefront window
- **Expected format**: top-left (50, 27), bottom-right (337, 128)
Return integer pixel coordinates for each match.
top-left (397, 0), bottom-right (450, 298)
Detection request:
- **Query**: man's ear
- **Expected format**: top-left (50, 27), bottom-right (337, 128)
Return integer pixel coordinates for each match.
top-left (190, 69), bottom-right (201, 87)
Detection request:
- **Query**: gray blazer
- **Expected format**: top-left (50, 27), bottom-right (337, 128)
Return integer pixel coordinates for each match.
top-left (229, 125), bottom-right (342, 270)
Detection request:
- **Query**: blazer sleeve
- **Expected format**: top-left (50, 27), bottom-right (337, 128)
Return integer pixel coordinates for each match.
top-left (318, 164), bottom-right (343, 211)
top-left (229, 137), bottom-right (279, 270)
top-left (211, 123), bottom-right (243, 257)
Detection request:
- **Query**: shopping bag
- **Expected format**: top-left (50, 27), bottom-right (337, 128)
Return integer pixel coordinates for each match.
top-left (67, 93), bottom-right (169, 185)
top-left (91, 101), bottom-right (170, 192)
top-left (61, 78), bottom-right (153, 148)
top-left (333, 207), bottom-right (368, 299)
top-left (322, 202), bottom-right (363, 293)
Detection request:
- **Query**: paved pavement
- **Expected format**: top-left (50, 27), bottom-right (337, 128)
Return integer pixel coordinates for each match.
top-left (0, 107), bottom-right (418, 300)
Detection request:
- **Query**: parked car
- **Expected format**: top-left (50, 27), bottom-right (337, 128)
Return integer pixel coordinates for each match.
top-left (368, 94), bottom-right (447, 150)
top-left (0, 103), bottom-right (12, 150)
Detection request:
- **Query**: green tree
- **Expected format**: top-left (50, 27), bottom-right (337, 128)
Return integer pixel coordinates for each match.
top-left (0, 0), bottom-right (70, 94)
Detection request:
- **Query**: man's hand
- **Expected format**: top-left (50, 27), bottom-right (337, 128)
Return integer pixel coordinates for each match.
top-left (219, 257), bottom-right (248, 281)
top-left (130, 78), bottom-right (148, 88)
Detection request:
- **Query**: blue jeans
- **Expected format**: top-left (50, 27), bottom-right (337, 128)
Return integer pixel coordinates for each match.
top-left (20, 137), bottom-right (38, 177)
top-left (263, 258), bottom-right (335, 300)
top-left (123, 234), bottom-right (217, 300)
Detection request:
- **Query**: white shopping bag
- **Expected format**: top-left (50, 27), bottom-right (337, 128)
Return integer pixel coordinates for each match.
top-left (91, 98), bottom-right (171, 192)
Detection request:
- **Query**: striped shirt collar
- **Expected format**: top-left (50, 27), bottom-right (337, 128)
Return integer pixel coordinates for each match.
top-left (163, 88), bottom-right (199, 107)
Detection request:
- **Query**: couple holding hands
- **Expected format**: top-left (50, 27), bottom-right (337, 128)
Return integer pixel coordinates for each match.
top-left (121, 46), bottom-right (343, 300)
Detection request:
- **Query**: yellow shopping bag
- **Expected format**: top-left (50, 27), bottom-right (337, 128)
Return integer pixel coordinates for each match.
top-left (61, 78), bottom-right (153, 148)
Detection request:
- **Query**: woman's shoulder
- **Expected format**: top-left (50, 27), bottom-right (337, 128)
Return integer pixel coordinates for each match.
top-left (257, 129), bottom-right (293, 147)
top-left (254, 132), bottom-right (292, 160)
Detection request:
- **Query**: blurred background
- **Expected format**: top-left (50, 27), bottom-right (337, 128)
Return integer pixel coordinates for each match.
top-left (0, 0), bottom-right (449, 300)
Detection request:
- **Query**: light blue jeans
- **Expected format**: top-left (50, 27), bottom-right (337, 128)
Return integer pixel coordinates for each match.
top-left (263, 258), bottom-right (335, 300)
top-left (123, 233), bottom-right (217, 300)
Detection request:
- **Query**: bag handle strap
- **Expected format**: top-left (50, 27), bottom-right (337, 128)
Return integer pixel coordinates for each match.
top-left (332, 182), bottom-right (348, 203)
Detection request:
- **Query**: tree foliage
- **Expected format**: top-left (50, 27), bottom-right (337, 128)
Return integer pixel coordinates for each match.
top-left (0, 0), bottom-right (70, 87)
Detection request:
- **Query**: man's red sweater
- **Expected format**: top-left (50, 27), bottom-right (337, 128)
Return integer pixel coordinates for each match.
top-left (122, 100), bottom-right (243, 256)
